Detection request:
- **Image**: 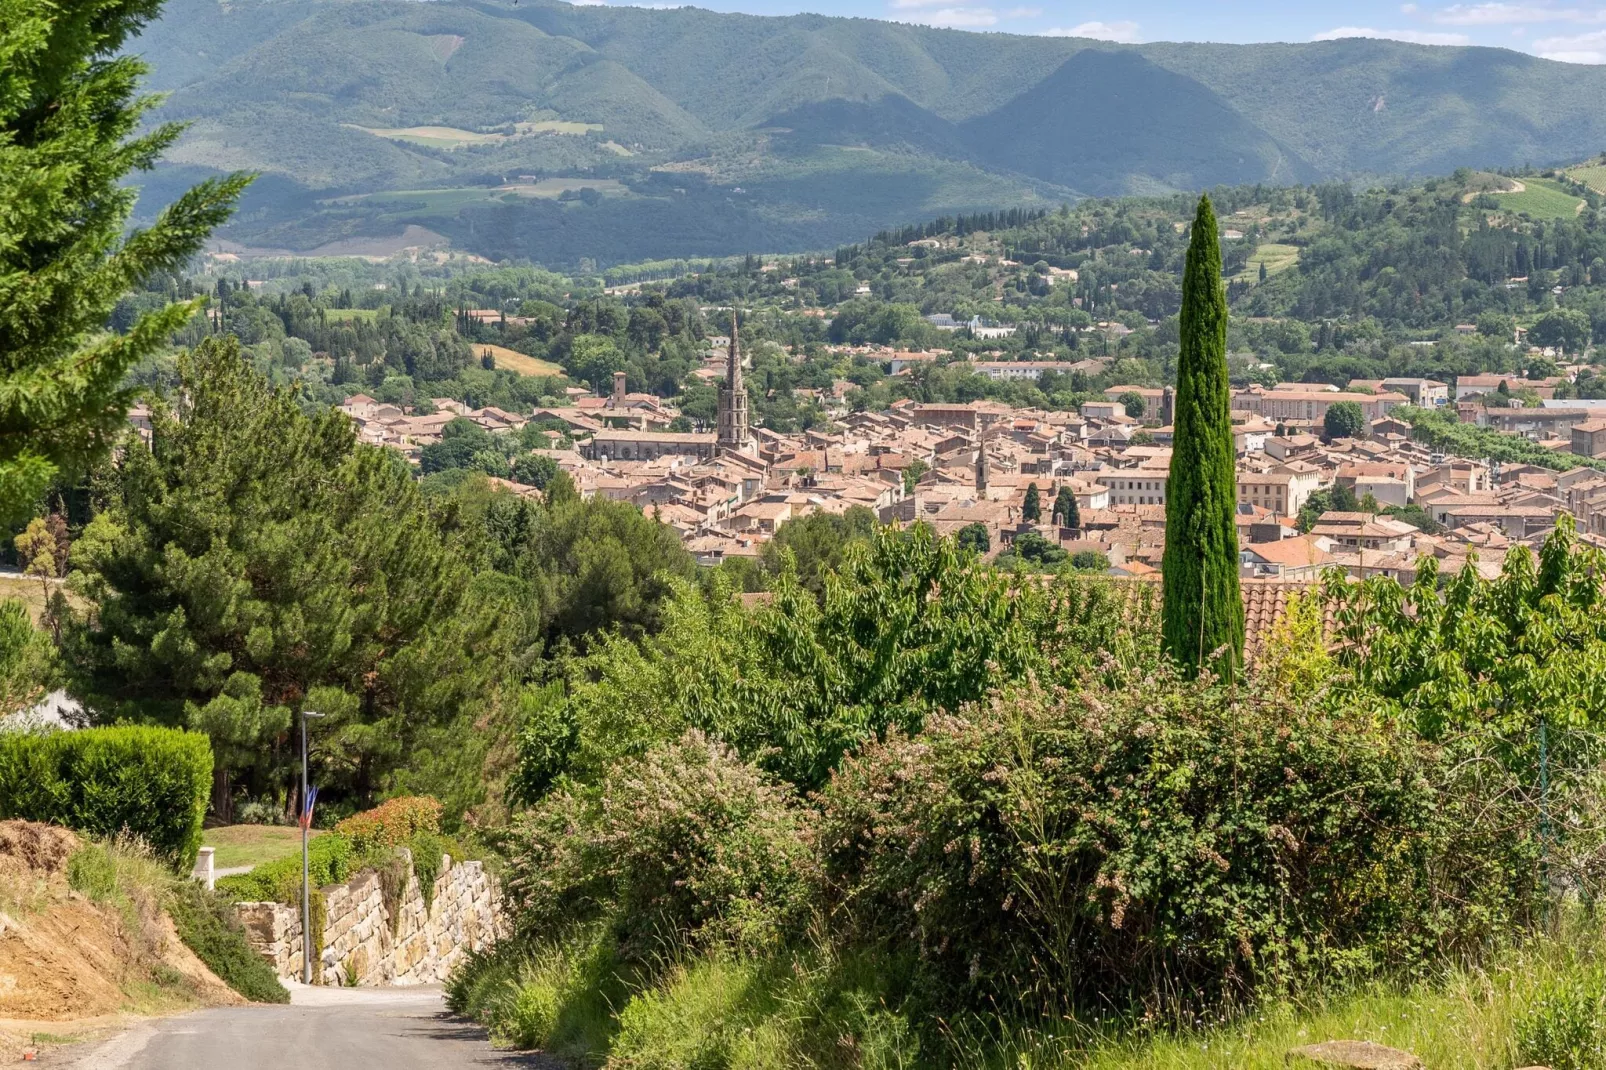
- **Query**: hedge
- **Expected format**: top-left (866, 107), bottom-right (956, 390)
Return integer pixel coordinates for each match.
top-left (0, 726), bottom-right (212, 869)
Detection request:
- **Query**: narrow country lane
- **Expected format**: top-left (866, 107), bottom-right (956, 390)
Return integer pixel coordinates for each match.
top-left (66, 986), bottom-right (557, 1070)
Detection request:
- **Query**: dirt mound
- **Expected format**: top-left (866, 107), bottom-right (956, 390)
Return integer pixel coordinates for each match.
top-left (0, 820), bottom-right (80, 873)
top-left (0, 822), bottom-right (241, 1028)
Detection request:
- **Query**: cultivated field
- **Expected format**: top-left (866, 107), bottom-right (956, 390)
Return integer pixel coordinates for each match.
top-left (1485, 176), bottom-right (1583, 220)
top-left (474, 343), bottom-right (564, 377)
top-left (1239, 242), bottom-right (1300, 280)
top-left (348, 120), bottom-right (603, 150)
top-left (323, 308), bottom-right (380, 322)
top-left (1567, 163), bottom-right (1606, 195)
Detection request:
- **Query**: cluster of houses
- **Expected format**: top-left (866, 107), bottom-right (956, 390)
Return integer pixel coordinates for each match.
top-left (326, 349), bottom-right (1606, 585)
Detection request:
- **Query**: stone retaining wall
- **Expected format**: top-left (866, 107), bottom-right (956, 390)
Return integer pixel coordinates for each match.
top-left (236, 850), bottom-right (501, 985)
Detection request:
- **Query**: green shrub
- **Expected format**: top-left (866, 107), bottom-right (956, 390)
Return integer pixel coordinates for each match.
top-left (217, 833), bottom-right (354, 903)
top-left (0, 726), bottom-right (211, 868)
top-left (1516, 967), bottom-right (1606, 1070)
top-left (816, 668), bottom-right (1541, 1017)
top-left (504, 730), bottom-right (815, 962)
top-left (165, 881), bottom-right (290, 1004)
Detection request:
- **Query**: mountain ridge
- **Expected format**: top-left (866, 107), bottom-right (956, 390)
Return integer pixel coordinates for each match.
top-left (130, 0), bottom-right (1606, 265)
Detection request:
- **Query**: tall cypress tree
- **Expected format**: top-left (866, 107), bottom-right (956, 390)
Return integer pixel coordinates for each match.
top-left (1161, 196), bottom-right (1244, 679)
top-left (1022, 482), bottom-right (1041, 522)
top-left (1053, 484), bottom-right (1079, 530)
top-left (0, 0), bottom-right (249, 522)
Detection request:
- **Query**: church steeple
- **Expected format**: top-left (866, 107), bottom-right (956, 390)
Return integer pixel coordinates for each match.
top-left (717, 310), bottom-right (753, 455)
top-left (974, 420), bottom-right (990, 498)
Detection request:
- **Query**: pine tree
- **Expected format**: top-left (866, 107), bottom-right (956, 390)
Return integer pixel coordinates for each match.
top-left (1023, 482), bottom-right (1041, 522)
top-left (1161, 196), bottom-right (1244, 680)
top-left (0, 0), bottom-right (249, 523)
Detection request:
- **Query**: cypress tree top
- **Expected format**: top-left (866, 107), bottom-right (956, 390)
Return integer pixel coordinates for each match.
top-left (1160, 195), bottom-right (1245, 679)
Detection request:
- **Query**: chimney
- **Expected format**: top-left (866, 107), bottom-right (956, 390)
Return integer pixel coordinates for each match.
top-left (613, 370), bottom-right (627, 401)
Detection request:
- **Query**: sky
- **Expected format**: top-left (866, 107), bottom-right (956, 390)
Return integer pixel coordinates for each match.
top-left (576, 0), bottom-right (1606, 63)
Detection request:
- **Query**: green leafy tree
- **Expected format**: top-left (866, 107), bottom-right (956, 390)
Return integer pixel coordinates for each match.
top-left (510, 453), bottom-right (560, 490)
top-left (1022, 482), bottom-right (1042, 522)
top-left (956, 522), bottom-right (989, 555)
top-left (902, 458), bottom-right (929, 494)
top-left (1529, 308), bottom-right (1591, 355)
top-left (62, 339), bottom-right (511, 819)
top-left (1162, 196), bottom-right (1244, 679)
top-left (1052, 485), bottom-right (1080, 530)
top-left (0, 0), bottom-right (249, 522)
top-left (523, 526), bottom-right (1152, 793)
top-left (520, 485), bottom-right (696, 646)
top-left (1070, 549), bottom-right (1110, 571)
top-left (759, 507), bottom-right (876, 596)
top-left (1118, 391), bottom-right (1146, 419)
top-left (1323, 400), bottom-right (1367, 441)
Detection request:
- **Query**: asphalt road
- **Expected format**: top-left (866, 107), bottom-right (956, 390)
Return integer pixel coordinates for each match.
top-left (69, 986), bottom-right (557, 1070)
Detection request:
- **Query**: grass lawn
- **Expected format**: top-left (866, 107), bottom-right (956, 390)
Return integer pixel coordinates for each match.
top-left (202, 825), bottom-right (323, 870)
top-left (323, 308), bottom-right (379, 322)
top-left (0, 574), bottom-right (55, 624)
top-left (474, 343), bottom-right (565, 377)
top-left (1488, 177), bottom-right (1584, 220)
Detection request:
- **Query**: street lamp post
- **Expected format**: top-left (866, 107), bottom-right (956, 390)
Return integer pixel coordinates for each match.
top-left (300, 709), bottom-right (324, 985)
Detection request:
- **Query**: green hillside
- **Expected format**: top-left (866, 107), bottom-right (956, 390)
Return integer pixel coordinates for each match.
top-left (129, 0), bottom-right (1606, 266)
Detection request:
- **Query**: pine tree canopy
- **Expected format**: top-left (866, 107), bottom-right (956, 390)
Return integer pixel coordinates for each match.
top-left (1161, 195), bottom-right (1245, 680)
top-left (0, 0), bottom-right (250, 523)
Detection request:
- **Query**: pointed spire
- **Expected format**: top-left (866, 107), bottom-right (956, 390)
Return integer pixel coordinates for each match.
top-left (975, 418), bottom-right (990, 497)
top-left (717, 308), bottom-right (752, 456)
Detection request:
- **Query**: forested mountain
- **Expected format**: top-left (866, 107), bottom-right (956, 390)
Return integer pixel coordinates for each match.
top-left (129, 0), bottom-right (1606, 267)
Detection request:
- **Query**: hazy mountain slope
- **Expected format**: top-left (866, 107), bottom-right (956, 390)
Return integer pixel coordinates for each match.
top-left (963, 50), bottom-right (1320, 196)
top-left (129, 0), bottom-right (1606, 265)
top-left (1142, 40), bottom-right (1606, 176)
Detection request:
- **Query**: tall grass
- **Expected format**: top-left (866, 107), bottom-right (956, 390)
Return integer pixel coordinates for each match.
top-left (448, 911), bottom-right (1606, 1069)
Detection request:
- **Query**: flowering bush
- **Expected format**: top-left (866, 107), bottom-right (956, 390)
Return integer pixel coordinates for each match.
top-left (504, 731), bottom-right (815, 960)
top-left (333, 795), bottom-right (442, 852)
top-left (816, 668), bottom-right (1543, 1016)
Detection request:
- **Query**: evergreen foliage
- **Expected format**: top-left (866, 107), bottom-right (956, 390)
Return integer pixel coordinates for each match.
top-left (0, 0), bottom-right (247, 522)
top-left (165, 881), bottom-right (291, 1003)
top-left (1022, 482), bottom-right (1041, 522)
top-left (1161, 196), bottom-right (1244, 679)
top-left (60, 338), bottom-right (514, 818)
top-left (1052, 485), bottom-right (1079, 530)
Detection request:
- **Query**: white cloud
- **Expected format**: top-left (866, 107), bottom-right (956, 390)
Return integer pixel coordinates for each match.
top-left (1312, 25), bottom-right (1473, 43)
top-left (1534, 26), bottom-right (1606, 56)
top-left (900, 6), bottom-right (999, 26)
top-left (890, 0), bottom-right (956, 8)
top-left (1040, 20), bottom-right (1141, 42)
top-left (1431, 3), bottom-right (1597, 24)
top-left (1402, 2), bottom-right (1420, 11)
top-left (1003, 6), bottom-right (1043, 16)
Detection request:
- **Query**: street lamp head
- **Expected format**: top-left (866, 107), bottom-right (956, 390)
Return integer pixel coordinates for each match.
top-left (302, 710), bottom-right (325, 719)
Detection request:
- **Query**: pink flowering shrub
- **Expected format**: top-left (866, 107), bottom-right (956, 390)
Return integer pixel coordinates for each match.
top-left (504, 730), bottom-right (816, 960)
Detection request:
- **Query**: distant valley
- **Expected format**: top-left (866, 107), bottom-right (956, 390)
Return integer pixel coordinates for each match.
top-left (131, 0), bottom-right (1606, 266)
